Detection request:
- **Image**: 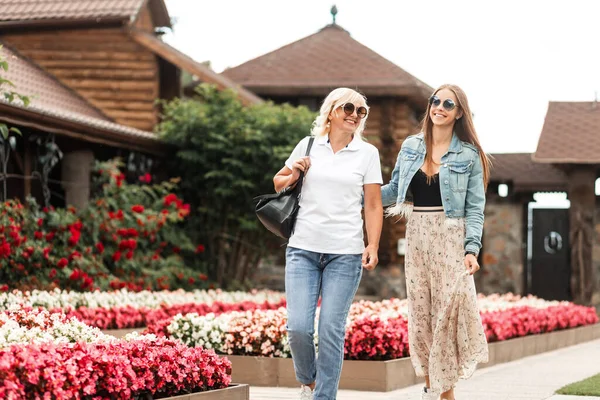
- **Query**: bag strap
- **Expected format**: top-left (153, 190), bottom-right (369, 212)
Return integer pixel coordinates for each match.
top-left (294, 137), bottom-right (315, 194)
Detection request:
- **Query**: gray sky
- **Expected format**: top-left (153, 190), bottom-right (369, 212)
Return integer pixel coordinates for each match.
top-left (163, 0), bottom-right (600, 155)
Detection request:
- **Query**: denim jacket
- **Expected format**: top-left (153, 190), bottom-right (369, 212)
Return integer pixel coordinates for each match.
top-left (381, 133), bottom-right (486, 255)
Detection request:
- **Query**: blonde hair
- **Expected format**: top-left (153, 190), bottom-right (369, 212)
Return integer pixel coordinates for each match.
top-left (311, 88), bottom-right (369, 138)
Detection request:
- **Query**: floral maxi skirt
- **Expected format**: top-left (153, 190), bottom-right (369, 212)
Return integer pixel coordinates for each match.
top-left (405, 210), bottom-right (489, 393)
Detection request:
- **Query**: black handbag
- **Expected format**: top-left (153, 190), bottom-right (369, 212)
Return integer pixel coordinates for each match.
top-left (254, 137), bottom-right (315, 239)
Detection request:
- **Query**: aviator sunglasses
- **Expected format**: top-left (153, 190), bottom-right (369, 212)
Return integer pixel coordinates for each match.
top-left (429, 95), bottom-right (457, 112)
top-left (341, 102), bottom-right (368, 119)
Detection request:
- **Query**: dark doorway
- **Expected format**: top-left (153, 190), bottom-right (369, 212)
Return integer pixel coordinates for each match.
top-left (528, 208), bottom-right (571, 300)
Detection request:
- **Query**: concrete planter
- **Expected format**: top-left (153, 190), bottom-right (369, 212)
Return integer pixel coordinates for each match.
top-left (157, 384), bottom-right (249, 400)
top-left (230, 323), bottom-right (600, 392)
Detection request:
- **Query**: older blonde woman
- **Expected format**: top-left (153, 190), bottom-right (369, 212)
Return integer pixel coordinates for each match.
top-left (273, 88), bottom-right (383, 400)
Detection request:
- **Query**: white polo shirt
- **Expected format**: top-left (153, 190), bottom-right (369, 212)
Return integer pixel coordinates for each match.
top-left (285, 135), bottom-right (383, 255)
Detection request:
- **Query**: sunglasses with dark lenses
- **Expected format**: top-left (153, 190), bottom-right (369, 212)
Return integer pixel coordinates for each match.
top-left (429, 95), bottom-right (457, 112)
top-left (342, 103), bottom-right (368, 119)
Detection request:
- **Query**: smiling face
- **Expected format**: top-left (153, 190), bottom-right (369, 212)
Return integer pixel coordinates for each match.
top-left (429, 88), bottom-right (463, 127)
top-left (329, 102), bottom-right (366, 135)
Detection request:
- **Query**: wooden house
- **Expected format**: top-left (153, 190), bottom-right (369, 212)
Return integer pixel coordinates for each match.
top-left (0, 0), bottom-right (260, 209)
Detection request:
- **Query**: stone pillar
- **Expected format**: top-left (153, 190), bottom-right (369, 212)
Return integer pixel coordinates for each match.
top-left (567, 167), bottom-right (596, 305)
top-left (61, 150), bottom-right (94, 210)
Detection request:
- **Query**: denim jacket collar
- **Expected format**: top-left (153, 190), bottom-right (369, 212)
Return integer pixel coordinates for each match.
top-left (413, 132), bottom-right (463, 154)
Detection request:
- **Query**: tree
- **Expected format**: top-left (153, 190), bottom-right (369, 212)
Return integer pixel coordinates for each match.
top-left (158, 84), bottom-right (316, 287)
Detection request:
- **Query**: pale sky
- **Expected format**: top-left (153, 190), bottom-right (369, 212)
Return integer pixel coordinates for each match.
top-left (163, 0), bottom-right (600, 155)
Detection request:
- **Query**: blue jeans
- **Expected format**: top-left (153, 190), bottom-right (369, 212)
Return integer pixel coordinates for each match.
top-left (285, 247), bottom-right (363, 400)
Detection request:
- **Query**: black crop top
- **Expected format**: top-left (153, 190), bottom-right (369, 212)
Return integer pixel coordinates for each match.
top-left (410, 169), bottom-right (443, 207)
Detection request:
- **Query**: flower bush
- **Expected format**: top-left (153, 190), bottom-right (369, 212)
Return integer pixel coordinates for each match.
top-left (165, 308), bottom-right (290, 357)
top-left (0, 308), bottom-right (232, 398)
top-left (0, 335), bottom-right (231, 399)
top-left (152, 294), bottom-right (599, 361)
top-left (0, 288), bottom-right (285, 310)
top-left (0, 308), bottom-right (111, 348)
top-left (0, 160), bottom-right (209, 292)
top-left (0, 288), bottom-right (287, 329)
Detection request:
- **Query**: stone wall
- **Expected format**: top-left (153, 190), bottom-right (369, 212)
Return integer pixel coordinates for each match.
top-left (478, 202), bottom-right (525, 295)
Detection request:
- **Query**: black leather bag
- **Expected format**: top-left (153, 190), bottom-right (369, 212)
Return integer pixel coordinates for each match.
top-left (254, 137), bottom-right (315, 239)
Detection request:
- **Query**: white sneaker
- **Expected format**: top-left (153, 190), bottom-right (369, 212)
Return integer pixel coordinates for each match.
top-left (299, 385), bottom-right (314, 400)
top-left (420, 386), bottom-right (439, 400)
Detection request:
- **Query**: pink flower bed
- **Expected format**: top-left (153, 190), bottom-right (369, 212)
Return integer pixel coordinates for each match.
top-left (150, 298), bottom-right (598, 361)
top-left (0, 336), bottom-right (231, 399)
top-left (52, 299), bottom-right (286, 330)
top-left (481, 304), bottom-right (598, 342)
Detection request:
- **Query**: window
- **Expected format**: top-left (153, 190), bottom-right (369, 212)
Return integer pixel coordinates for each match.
top-left (596, 177), bottom-right (600, 196)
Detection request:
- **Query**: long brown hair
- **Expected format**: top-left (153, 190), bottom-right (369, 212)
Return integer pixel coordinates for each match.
top-left (421, 84), bottom-right (491, 188)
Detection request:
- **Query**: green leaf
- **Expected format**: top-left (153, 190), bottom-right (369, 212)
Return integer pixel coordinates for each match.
top-left (0, 124), bottom-right (8, 139)
top-left (9, 127), bottom-right (21, 135)
top-left (0, 78), bottom-right (15, 88)
top-left (0, 61), bottom-right (8, 71)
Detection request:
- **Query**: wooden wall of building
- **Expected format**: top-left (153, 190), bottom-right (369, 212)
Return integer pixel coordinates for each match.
top-left (2, 26), bottom-right (160, 131)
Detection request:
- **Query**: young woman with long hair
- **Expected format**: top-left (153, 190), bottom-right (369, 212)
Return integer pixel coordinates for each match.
top-left (381, 84), bottom-right (491, 400)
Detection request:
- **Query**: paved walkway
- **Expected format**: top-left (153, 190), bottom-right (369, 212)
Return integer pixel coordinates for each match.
top-left (250, 338), bottom-right (600, 400)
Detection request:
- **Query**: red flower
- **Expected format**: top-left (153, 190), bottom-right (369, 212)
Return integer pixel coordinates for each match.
top-left (34, 231), bottom-right (44, 240)
top-left (152, 254), bottom-right (160, 261)
top-left (43, 248), bottom-right (51, 259)
top-left (126, 250), bottom-right (134, 260)
top-left (198, 273), bottom-right (208, 281)
top-left (45, 231), bottom-right (55, 242)
top-left (139, 173), bottom-right (152, 183)
top-left (42, 207), bottom-right (49, 212)
top-left (112, 251), bottom-right (122, 262)
top-left (69, 269), bottom-right (81, 281)
top-left (0, 241), bottom-right (11, 258)
top-left (128, 228), bottom-right (139, 237)
top-left (188, 277), bottom-right (195, 284)
top-left (57, 258), bottom-right (68, 269)
top-left (0, 284), bottom-right (8, 292)
top-left (173, 247), bottom-right (181, 254)
top-left (49, 269), bottom-right (57, 279)
top-left (96, 242), bottom-right (105, 254)
top-left (37, 218), bottom-right (43, 227)
top-left (131, 205), bottom-right (145, 213)
top-left (69, 251), bottom-right (81, 261)
top-left (195, 244), bottom-right (205, 254)
top-left (164, 193), bottom-right (178, 206)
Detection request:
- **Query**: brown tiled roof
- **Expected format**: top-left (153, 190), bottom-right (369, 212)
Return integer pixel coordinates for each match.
top-left (533, 102), bottom-right (600, 163)
top-left (220, 24), bottom-right (433, 99)
top-left (0, 0), bottom-right (171, 27)
top-left (490, 153), bottom-right (568, 192)
top-left (130, 29), bottom-right (263, 106)
top-left (0, 42), bottom-right (162, 153)
top-left (0, 43), bottom-right (109, 119)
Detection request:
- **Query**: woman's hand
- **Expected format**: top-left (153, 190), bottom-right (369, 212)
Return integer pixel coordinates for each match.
top-left (290, 156), bottom-right (311, 182)
top-left (464, 254), bottom-right (480, 275)
top-left (362, 244), bottom-right (379, 271)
